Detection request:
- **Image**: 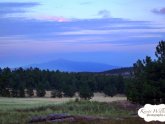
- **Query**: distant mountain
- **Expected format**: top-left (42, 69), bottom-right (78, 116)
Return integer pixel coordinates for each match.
top-left (25, 59), bottom-right (117, 72)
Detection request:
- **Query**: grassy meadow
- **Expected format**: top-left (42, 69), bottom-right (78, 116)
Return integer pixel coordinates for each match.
top-left (0, 97), bottom-right (161, 124)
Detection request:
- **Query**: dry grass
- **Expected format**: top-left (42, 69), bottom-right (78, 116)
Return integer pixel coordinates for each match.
top-left (32, 91), bottom-right (127, 103)
top-left (91, 93), bottom-right (127, 102)
top-left (0, 93), bottom-right (127, 112)
top-left (0, 93), bottom-right (129, 124)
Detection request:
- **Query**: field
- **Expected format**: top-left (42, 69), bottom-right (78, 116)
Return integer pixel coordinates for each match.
top-left (0, 96), bottom-right (161, 124)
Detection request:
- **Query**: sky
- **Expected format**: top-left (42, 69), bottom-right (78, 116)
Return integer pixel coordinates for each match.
top-left (0, 0), bottom-right (165, 67)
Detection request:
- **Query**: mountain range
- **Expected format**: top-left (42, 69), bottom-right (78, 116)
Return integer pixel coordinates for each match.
top-left (25, 59), bottom-right (117, 72)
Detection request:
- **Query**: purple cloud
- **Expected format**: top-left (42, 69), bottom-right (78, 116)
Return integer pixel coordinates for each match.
top-left (38, 15), bottom-right (72, 22)
top-left (152, 8), bottom-right (165, 15)
top-left (0, 2), bottom-right (40, 17)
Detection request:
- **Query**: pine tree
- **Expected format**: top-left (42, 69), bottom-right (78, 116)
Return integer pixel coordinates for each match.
top-left (79, 82), bottom-right (94, 100)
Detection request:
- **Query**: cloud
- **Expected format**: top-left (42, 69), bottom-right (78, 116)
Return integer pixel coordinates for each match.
top-left (58, 29), bottom-right (165, 35)
top-left (1, 15), bottom-right (163, 67)
top-left (38, 16), bottom-right (71, 22)
top-left (0, 16), bottom-right (164, 48)
top-left (80, 2), bottom-right (92, 5)
top-left (98, 10), bottom-right (111, 18)
top-left (0, 2), bottom-right (39, 8)
top-left (152, 7), bottom-right (165, 15)
top-left (0, 2), bottom-right (40, 17)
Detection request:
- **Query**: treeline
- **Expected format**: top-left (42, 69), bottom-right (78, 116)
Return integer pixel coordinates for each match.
top-left (0, 68), bottom-right (125, 99)
top-left (126, 41), bottom-right (165, 104)
top-left (2, 41), bottom-right (164, 103)
top-left (102, 67), bottom-right (133, 77)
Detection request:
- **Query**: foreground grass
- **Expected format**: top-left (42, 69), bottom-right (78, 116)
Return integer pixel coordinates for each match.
top-left (0, 98), bottom-right (160, 124)
top-left (0, 97), bottom-right (75, 110)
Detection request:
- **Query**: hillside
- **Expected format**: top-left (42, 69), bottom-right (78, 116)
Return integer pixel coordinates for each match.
top-left (25, 59), bottom-right (117, 72)
top-left (101, 67), bottom-right (133, 77)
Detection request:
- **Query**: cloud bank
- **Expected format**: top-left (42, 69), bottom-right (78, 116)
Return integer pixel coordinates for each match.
top-left (152, 7), bottom-right (165, 15)
top-left (0, 2), bottom-right (39, 17)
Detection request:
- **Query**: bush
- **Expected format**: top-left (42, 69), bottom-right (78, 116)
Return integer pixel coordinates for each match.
top-left (0, 89), bottom-right (10, 97)
top-left (36, 88), bottom-right (46, 97)
top-left (26, 88), bottom-right (34, 97)
top-left (51, 90), bottom-right (62, 98)
top-left (79, 82), bottom-right (94, 100)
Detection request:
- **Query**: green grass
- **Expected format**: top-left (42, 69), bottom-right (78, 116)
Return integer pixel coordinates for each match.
top-left (0, 97), bottom-right (64, 110)
top-left (0, 97), bottom-right (68, 124)
top-left (0, 98), bottom-right (160, 124)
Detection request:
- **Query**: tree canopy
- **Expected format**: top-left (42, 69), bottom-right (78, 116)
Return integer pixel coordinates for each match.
top-left (126, 41), bottom-right (165, 104)
top-left (0, 67), bottom-right (125, 99)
